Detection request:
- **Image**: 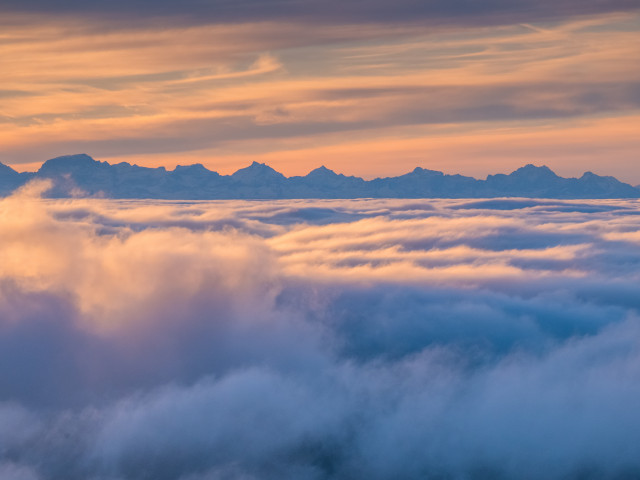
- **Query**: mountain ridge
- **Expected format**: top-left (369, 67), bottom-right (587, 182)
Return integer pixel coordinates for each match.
top-left (1, 154), bottom-right (638, 199)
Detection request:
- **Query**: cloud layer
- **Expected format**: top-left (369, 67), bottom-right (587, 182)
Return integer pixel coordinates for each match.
top-left (2, 187), bottom-right (640, 479)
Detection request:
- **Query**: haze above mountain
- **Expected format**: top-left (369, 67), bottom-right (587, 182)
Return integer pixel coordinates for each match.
top-left (1, 154), bottom-right (638, 199)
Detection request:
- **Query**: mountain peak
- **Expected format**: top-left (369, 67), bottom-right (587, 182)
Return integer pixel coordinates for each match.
top-left (579, 171), bottom-right (616, 181)
top-left (410, 166), bottom-right (443, 176)
top-left (0, 161), bottom-right (19, 177)
top-left (0, 161), bottom-right (25, 195)
top-left (232, 162), bottom-right (285, 182)
top-left (520, 164), bottom-right (546, 171)
top-left (510, 164), bottom-right (558, 180)
top-left (307, 165), bottom-right (338, 178)
top-left (39, 154), bottom-right (100, 174)
top-left (579, 171), bottom-right (622, 184)
top-left (173, 163), bottom-right (212, 173)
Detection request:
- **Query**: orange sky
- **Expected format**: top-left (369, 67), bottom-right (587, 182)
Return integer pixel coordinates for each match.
top-left (1, 7), bottom-right (639, 181)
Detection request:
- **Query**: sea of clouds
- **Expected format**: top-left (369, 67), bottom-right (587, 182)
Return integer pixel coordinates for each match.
top-left (2, 180), bottom-right (640, 480)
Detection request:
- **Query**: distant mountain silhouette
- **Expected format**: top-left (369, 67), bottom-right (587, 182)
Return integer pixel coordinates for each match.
top-left (0, 162), bottom-right (33, 196)
top-left (1, 154), bottom-right (638, 199)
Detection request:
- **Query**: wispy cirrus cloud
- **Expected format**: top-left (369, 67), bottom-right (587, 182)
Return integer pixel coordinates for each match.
top-left (1, 9), bottom-right (639, 181)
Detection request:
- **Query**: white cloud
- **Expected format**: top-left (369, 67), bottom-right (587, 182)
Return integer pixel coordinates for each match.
top-left (2, 189), bottom-right (640, 479)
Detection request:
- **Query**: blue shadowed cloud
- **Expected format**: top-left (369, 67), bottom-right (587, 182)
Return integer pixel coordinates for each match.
top-left (3, 190), bottom-right (640, 478)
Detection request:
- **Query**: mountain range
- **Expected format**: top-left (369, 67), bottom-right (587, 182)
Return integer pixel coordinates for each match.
top-left (1, 154), bottom-right (638, 199)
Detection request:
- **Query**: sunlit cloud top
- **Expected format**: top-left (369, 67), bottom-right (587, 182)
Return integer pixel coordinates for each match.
top-left (1, 1), bottom-right (639, 181)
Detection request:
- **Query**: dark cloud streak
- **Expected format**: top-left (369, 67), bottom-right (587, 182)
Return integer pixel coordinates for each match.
top-left (5, 81), bottom-right (640, 165)
top-left (1, 0), bottom-right (638, 27)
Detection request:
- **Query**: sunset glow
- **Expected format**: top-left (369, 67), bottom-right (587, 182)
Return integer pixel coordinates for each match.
top-left (3, 3), bottom-right (640, 479)
top-left (2, 4), bottom-right (639, 180)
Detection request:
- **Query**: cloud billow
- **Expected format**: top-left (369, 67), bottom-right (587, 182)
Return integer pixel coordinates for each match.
top-left (2, 188), bottom-right (640, 479)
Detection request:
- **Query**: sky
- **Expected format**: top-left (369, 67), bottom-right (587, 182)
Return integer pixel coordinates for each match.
top-left (4, 188), bottom-right (640, 479)
top-left (1, 1), bottom-right (639, 181)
